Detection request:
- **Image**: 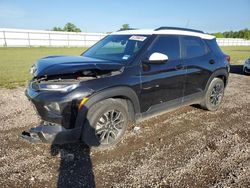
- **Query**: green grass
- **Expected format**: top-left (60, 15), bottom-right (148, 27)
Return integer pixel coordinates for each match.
top-left (221, 46), bottom-right (250, 64)
top-left (0, 46), bottom-right (249, 88)
top-left (0, 47), bottom-right (86, 88)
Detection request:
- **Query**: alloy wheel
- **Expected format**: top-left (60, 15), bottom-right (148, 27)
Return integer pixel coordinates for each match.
top-left (210, 83), bottom-right (223, 106)
top-left (95, 110), bottom-right (125, 145)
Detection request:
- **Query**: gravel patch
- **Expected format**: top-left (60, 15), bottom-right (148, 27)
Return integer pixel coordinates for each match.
top-left (0, 73), bottom-right (249, 188)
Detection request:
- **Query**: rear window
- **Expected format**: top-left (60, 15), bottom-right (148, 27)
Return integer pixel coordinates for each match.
top-left (181, 36), bottom-right (207, 59)
top-left (206, 39), bottom-right (224, 54)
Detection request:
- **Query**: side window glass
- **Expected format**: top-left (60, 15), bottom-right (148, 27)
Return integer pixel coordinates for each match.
top-left (181, 36), bottom-right (206, 59)
top-left (147, 35), bottom-right (180, 61)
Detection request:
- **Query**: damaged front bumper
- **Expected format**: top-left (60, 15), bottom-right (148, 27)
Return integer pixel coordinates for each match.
top-left (20, 122), bottom-right (82, 144)
top-left (23, 82), bottom-right (93, 144)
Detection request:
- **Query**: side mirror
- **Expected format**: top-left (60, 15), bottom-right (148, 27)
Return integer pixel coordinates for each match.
top-left (144, 52), bottom-right (168, 64)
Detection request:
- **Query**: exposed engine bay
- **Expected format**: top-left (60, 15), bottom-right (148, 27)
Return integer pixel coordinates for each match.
top-left (30, 68), bottom-right (122, 92)
top-left (34, 69), bottom-right (121, 82)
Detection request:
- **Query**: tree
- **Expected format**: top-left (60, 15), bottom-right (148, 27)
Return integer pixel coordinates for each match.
top-left (213, 32), bottom-right (224, 38)
top-left (224, 29), bottom-right (250, 39)
top-left (242, 28), bottom-right (250, 39)
top-left (212, 29), bottom-right (250, 39)
top-left (63, 22), bottom-right (81, 32)
top-left (120, 24), bottom-right (130, 30)
top-left (238, 30), bottom-right (244, 38)
top-left (52, 23), bottom-right (81, 32)
top-left (52, 27), bottom-right (63, 31)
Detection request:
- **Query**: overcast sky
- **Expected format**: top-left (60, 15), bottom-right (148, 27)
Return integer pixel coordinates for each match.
top-left (0, 0), bottom-right (249, 33)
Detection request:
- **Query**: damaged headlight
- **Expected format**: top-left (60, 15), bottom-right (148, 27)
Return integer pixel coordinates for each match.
top-left (39, 83), bottom-right (78, 92)
top-left (30, 63), bottom-right (37, 77)
top-left (44, 102), bottom-right (61, 114)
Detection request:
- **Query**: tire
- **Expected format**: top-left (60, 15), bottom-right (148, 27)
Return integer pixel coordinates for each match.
top-left (82, 98), bottom-right (129, 150)
top-left (243, 68), bottom-right (246, 75)
top-left (200, 78), bottom-right (225, 111)
top-left (243, 68), bottom-right (249, 75)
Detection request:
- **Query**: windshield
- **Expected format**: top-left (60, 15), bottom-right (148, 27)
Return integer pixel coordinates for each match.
top-left (82, 35), bottom-right (149, 62)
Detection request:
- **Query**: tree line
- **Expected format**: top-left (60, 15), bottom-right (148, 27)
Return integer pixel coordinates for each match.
top-left (51, 23), bottom-right (131, 33)
top-left (212, 29), bottom-right (250, 39)
top-left (52, 22), bottom-right (130, 32)
top-left (52, 23), bottom-right (81, 32)
top-left (51, 23), bottom-right (250, 40)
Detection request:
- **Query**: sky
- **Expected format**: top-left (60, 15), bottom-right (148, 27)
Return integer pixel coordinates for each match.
top-left (0, 0), bottom-right (249, 33)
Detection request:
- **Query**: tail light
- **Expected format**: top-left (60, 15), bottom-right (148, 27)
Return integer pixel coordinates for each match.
top-left (225, 55), bottom-right (231, 63)
top-left (225, 55), bottom-right (231, 72)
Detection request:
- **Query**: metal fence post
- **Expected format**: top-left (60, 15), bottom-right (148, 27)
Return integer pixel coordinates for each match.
top-left (67, 34), bottom-right (69, 47)
top-left (3, 31), bottom-right (7, 47)
top-left (48, 33), bottom-right (51, 47)
top-left (27, 32), bottom-right (31, 47)
top-left (84, 34), bottom-right (86, 47)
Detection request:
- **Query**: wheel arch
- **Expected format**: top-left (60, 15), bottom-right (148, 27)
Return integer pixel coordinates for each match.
top-left (75, 86), bottom-right (140, 128)
top-left (205, 68), bottom-right (229, 92)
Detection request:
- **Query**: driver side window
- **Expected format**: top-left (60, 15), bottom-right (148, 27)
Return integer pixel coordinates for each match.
top-left (146, 35), bottom-right (181, 61)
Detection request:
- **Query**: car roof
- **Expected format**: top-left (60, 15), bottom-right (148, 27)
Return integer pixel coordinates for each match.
top-left (111, 29), bottom-right (215, 40)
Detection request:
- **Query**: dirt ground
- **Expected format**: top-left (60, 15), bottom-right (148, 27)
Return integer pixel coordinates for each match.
top-left (0, 70), bottom-right (249, 188)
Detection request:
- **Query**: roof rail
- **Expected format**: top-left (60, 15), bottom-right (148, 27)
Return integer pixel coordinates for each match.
top-left (155, 27), bottom-right (204, 34)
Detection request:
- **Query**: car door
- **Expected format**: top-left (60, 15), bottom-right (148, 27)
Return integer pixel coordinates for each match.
top-left (180, 36), bottom-right (212, 98)
top-left (139, 35), bottom-right (186, 113)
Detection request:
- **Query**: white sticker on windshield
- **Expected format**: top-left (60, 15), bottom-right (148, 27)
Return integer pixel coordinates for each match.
top-left (122, 55), bottom-right (130, 60)
top-left (129, 35), bottom-right (147, 42)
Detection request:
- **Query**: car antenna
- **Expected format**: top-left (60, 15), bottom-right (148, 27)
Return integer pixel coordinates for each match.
top-left (185, 19), bottom-right (190, 28)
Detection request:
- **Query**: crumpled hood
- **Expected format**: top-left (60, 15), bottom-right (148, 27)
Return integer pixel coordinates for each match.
top-left (33, 55), bottom-right (123, 78)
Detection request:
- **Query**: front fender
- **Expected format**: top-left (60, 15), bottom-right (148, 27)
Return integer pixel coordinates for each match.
top-left (74, 86), bottom-right (140, 128)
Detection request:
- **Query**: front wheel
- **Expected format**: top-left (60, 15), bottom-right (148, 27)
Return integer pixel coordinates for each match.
top-left (201, 78), bottom-right (225, 111)
top-left (82, 98), bottom-right (129, 150)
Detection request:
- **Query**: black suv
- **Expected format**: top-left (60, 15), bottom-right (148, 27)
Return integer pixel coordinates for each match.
top-left (24, 27), bottom-right (230, 149)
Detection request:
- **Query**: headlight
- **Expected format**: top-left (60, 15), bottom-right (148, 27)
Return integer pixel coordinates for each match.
top-left (39, 83), bottom-right (78, 92)
top-left (30, 64), bottom-right (37, 76)
top-left (245, 59), bottom-right (250, 64)
top-left (44, 102), bottom-right (61, 114)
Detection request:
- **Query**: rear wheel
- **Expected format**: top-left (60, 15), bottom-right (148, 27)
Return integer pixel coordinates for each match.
top-left (201, 78), bottom-right (225, 111)
top-left (82, 98), bottom-right (129, 149)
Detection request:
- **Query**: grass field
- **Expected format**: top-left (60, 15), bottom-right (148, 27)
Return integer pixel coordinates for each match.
top-left (222, 46), bottom-right (250, 64)
top-left (0, 46), bottom-right (249, 88)
top-left (0, 48), bottom-right (86, 88)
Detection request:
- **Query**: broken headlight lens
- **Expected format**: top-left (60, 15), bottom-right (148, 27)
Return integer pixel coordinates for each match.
top-left (39, 83), bottom-right (78, 92)
top-left (30, 64), bottom-right (37, 76)
top-left (44, 102), bottom-right (61, 114)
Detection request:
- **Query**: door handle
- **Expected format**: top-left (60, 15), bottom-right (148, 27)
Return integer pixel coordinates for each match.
top-left (175, 64), bottom-right (184, 70)
top-left (209, 59), bottom-right (215, 64)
